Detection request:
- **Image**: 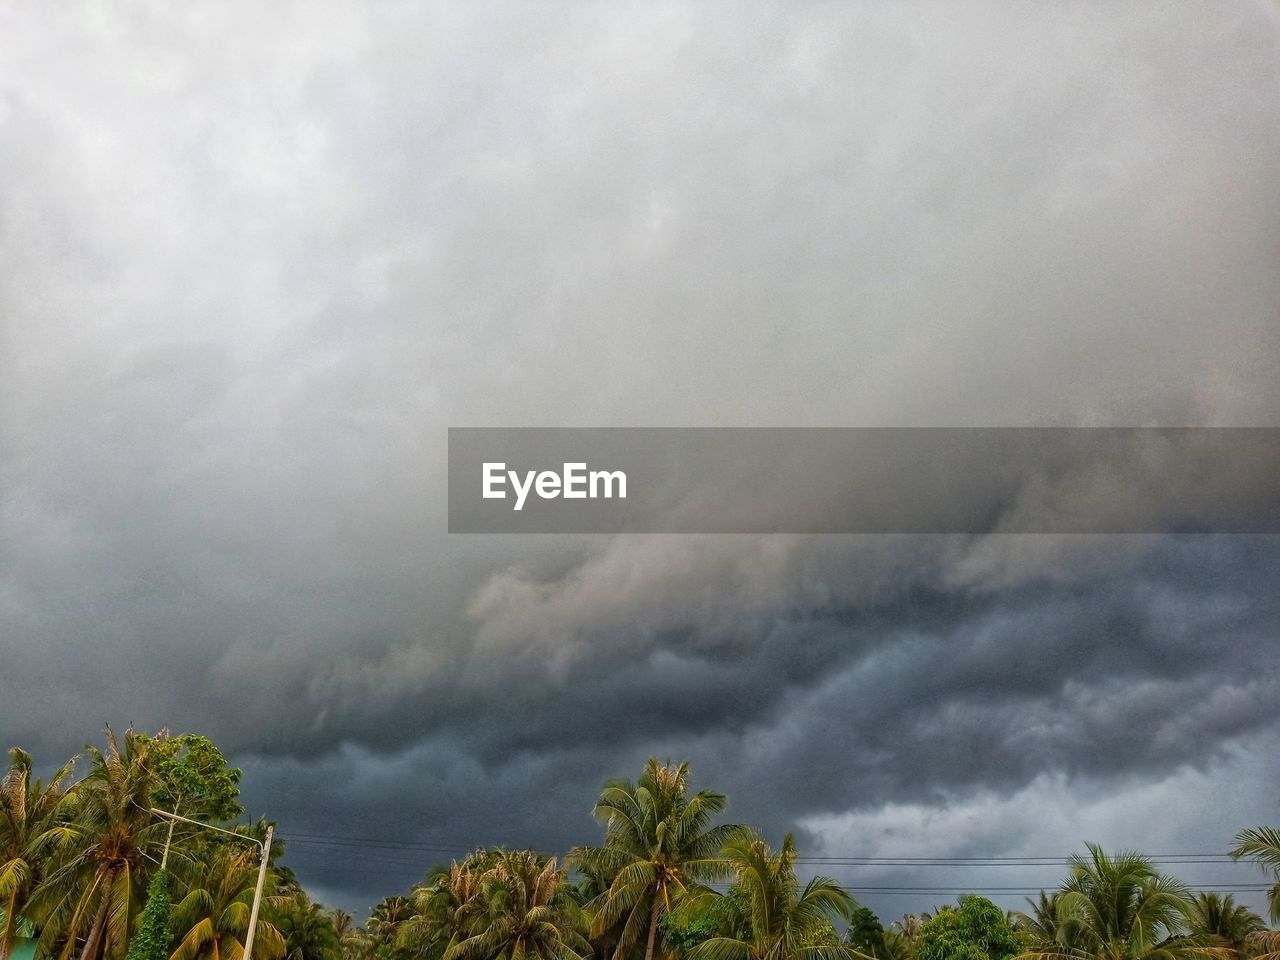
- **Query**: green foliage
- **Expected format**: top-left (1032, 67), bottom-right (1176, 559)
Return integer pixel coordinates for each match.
top-left (171, 843), bottom-right (287, 960)
top-left (396, 849), bottom-right (587, 960)
top-left (570, 759), bottom-right (746, 960)
top-left (661, 886), bottom-right (750, 959)
top-left (1231, 826), bottom-right (1280, 923)
top-left (273, 895), bottom-right (341, 960)
top-left (140, 734), bottom-right (243, 822)
top-left (844, 903), bottom-right (888, 959)
top-left (123, 871), bottom-right (171, 960)
top-left (27, 727), bottom-right (166, 960)
top-left (7, 730), bottom-right (1280, 960)
top-left (1012, 891), bottom-right (1060, 947)
top-left (1184, 892), bottom-right (1264, 959)
top-left (687, 833), bottom-right (858, 960)
top-left (1018, 846), bottom-right (1201, 960)
top-left (917, 897), bottom-right (1018, 960)
top-left (0, 747), bottom-right (75, 960)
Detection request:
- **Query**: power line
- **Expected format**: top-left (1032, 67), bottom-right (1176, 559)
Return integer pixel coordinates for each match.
top-left (282, 836), bottom-right (1250, 867)
top-left (277, 832), bottom-right (1272, 900)
top-left (282, 833), bottom-right (1248, 861)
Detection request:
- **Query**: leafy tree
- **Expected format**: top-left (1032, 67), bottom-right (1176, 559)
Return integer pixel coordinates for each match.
top-left (129, 735), bottom-right (244, 960)
top-left (28, 728), bottom-right (167, 960)
top-left (570, 759), bottom-right (745, 960)
top-left (1229, 827), bottom-right (1280, 923)
top-left (688, 833), bottom-right (857, 960)
top-left (144, 734), bottom-right (243, 823)
top-left (845, 904), bottom-right (888, 960)
top-left (1016, 845), bottom-right (1200, 960)
top-left (0, 748), bottom-right (75, 960)
top-left (917, 897), bottom-right (1018, 960)
top-left (137, 733), bottom-right (243, 869)
top-left (661, 886), bottom-right (750, 960)
top-left (123, 871), bottom-right (171, 960)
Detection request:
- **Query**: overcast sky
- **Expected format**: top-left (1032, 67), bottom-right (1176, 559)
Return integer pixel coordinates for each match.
top-left (2, 0), bottom-right (1279, 920)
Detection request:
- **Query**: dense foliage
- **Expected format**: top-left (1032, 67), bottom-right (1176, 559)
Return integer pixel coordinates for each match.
top-left (2, 729), bottom-right (1278, 960)
top-left (916, 897), bottom-right (1017, 960)
top-left (124, 872), bottom-right (172, 960)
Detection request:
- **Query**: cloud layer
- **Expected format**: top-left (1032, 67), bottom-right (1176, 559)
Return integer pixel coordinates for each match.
top-left (2, 0), bottom-right (1279, 917)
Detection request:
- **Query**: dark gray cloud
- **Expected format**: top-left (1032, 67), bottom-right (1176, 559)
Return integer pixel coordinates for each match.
top-left (2, 0), bottom-right (1280, 921)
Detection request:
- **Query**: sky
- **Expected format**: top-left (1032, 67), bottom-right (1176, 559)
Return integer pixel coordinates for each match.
top-left (2, 0), bottom-right (1280, 920)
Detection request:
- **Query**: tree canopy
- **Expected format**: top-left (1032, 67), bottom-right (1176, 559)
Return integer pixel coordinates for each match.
top-left (0, 730), bottom-right (1275, 960)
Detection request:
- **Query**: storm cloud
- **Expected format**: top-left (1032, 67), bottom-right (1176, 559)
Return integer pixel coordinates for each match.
top-left (2, 0), bottom-right (1279, 918)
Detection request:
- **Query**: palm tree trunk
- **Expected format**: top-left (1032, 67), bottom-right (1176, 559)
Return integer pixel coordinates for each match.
top-left (79, 870), bottom-right (116, 960)
top-left (644, 898), bottom-right (660, 960)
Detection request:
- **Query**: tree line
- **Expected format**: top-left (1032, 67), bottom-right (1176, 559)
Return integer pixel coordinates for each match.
top-left (2, 731), bottom-right (1279, 960)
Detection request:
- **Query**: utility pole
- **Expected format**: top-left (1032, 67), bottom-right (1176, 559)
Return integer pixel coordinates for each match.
top-left (241, 824), bottom-right (273, 960)
top-left (150, 810), bottom-right (273, 960)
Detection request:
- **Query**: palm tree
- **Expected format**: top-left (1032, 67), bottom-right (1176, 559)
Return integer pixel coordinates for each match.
top-left (875, 930), bottom-right (915, 960)
top-left (0, 749), bottom-right (76, 960)
top-left (1015, 893), bottom-right (1065, 947)
top-left (328, 912), bottom-right (352, 942)
top-left (328, 911), bottom-right (361, 960)
top-left (28, 729), bottom-right (167, 960)
top-left (399, 854), bottom-right (494, 960)
top-left (570, 759), bottom-right (745, 960)
top-left (365, 896), bottom-right (411, 954)
top-left (1229, 828), bottom-right (1280, 923)
top-left (1015, 845), bottom-right (1203, 960)
top-left (170, 843), bottom-right (289, 960)
top-left (440, 851), bottom-right (589, 960)
top-left (688, 833), bottom-right (857, 960)
top-left (1244, 931), bottom-right (1280, 960)
top-left (274, 896), bottom-right (341, 960)
top-left (887, 916), bottom-right (925, 950)
top-left (1183, 894), bottom-right (1262, 960)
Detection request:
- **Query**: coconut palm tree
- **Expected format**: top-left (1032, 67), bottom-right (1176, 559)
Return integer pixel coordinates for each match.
top-left (274, 896), bottom-right (341, 960)
top-left (688, 833), bottom-right (857, 960)
top-left (330, 910), bottom-right (369, 960)
top-left (399, 853), bottom-right (496, 960)
top-left (1183, 894), bottom-right (1262, 960)
top-left (570, 759), bottom-right (745, 960)
top-left (887, 916), bottom-right (926, 950)
top-left (28, 729), bottom-right (168, 960)
top-left (440, 851), bottom-right (589, 960)
top-left (0, 749), bottom-right (76, 960)
top-left (1015, 893), bottom-right (1066, 947)
top-left (1245, 931), bottom-right (1280, 960)
top-left (170, 843), bottom-right (288, 960)
top-left (875, 930), bottom-right (916, 960)
top-left (1229, 828), bottom-right (1280, 924)
top-left (360, 896), bottom-right (411, 960)
top-left (329, 913), bottom-right (352, 941)
top-left (1015, 845), bottom-right (1205, 960)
